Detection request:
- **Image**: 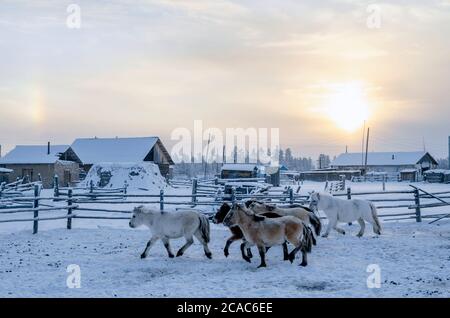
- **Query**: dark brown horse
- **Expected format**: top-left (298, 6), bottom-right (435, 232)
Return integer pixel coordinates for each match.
top-left (213, 203), bottom-right (289, 262)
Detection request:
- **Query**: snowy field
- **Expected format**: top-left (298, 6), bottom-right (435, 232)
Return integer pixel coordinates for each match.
top-left (0, 181), bottom-right (449, 298)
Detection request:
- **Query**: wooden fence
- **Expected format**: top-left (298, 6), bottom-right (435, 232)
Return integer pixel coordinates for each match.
top-left (1, 178), bottom-right (450, 234)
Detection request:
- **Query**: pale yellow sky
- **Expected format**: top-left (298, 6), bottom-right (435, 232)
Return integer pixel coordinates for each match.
top-left (0, 0), bottom-right (449, 158)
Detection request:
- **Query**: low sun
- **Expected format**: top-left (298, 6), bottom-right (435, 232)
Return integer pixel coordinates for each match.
top-left (324, 81), bottom-right (370, 132)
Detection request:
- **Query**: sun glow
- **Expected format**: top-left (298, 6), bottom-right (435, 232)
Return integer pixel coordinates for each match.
top-left (323, 81), bottom-right (370, 132)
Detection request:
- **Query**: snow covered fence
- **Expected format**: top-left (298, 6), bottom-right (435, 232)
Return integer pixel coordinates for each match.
top-left (0, 184), bottom-right (79, 234)
top-left (1, 183), bottom-right (450, 233)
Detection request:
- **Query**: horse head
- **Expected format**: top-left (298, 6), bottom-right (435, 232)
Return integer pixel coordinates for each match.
top-left (213, 203), bottom-right (231, 224)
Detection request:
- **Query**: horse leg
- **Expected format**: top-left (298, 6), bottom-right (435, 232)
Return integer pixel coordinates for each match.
top-left (357, 218), bottom-right (366, 237)
top-left (333, 224), bottom-right (346, 235)
top-left (161, 237), bottom-right (174, 258)
top-left (257, 245), bottom-right (267, 268)
top-left (240, 242), bottom-right (252, 263)
top-left (282, 242), bottom-right (290, 261)
top-left (176, 236), bottom-right (194, 257)
top-left (194, 232), bottom-right (212, 259)
top-left (286, 236), bottom-right (302, 264)
top-left (223, 235), bottom-right (239, 258)
top-left (299, 245), bottom-right (308, 267)
top-left (322, 216), bottom-right (335, 238)
top-left (141, 236), bottom-right (159, 259)
top-left (330, 216), bottom-right (345, 235)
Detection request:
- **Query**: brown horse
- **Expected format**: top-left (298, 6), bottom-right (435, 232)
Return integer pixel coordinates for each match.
top-left (213, 203), bottom-right (289, 262)
top-left (246, 201), bottom-right (322, 244)
top-left (223, 204), bottom-right (314, 268)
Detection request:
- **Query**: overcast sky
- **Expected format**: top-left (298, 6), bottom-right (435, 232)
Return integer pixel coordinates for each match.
top-left (0, 0), bottom-right (449, 159)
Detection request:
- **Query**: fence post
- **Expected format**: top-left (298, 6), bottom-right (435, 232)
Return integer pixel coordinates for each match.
top-left (414, 189), bottom-right (422, 223)
top-left (382, 174), bottom-right (386, 192)
top-left (347, 187), bottom-right (352, 200)
top-left (90, 180), bottom-right (94, 193)
top-left (54, 175), bottom-right (59, 198)
top-left (67, 188), bottom-right (73, 230)
top-left (231, 187), bottom-right (236, 205)
top-left (33, 184), bottom-right (40, 234)
top-left (123, 181), bottom-right (128, 195)
top-left (214, 177), bottom-right (219, 185)
top-left (191, 178), bottom-right (198, 206)
top-left (160, 189), bottom-right (164, 211)
top-left (289, 187), bottom-right (294, 205)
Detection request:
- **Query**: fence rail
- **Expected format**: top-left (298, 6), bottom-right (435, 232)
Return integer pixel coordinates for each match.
top-left (1, 178), bottom-right (449, 233)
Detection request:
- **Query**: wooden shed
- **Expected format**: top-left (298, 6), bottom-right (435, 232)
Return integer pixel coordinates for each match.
top-left (220, 164), bottom-right (258, 179)
top-left (60, 136), bottom-right (174, 178)
top-left (0, 144), bottom-right (79, 188)
top-left (400, 169), bottom-right (418, 182)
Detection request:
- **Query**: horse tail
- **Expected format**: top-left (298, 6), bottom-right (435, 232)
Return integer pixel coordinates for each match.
top-left (198, 213), bottom-right (211, 243)
top-left (302, 224), bottom-right (314, 253)
top-left (308, 212), bottom-right (322, 236)
top-left (370, 203), bottom-right (382, 235)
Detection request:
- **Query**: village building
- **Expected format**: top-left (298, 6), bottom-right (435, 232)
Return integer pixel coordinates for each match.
top-left (0, 167), bottom-right (13, 184)
top-left (220, 164), bottom-right (259, 179)
top-left (0, 144), bottom-right (80, 188)
top-left (330, 151), bottom-right (438, 180)
top-left (60, 137), bottom-right (174, 178)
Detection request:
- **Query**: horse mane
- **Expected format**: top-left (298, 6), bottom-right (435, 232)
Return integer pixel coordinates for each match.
top-left (261, 212), bottom-right (282, 218)
top-left (263, 204), bottom-right (277, 212)
top-left (214, 203), bottom-right (231, 223)
top-left (245, 199), bottom-right (259, 208)
top-left (252, 214), bottom-right (266, 222)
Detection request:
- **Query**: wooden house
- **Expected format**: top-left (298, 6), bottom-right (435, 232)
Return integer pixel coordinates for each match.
top-left (0, 144), bottom-right (79, 188)
top-left (330, 151), bottom-right (438, 177)
top-left (220, 164), bottom-right (259, 179)
top-left (61, 137), bottom-right (174, 178)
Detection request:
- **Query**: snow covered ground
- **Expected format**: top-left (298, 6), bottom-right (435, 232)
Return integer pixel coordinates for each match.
top-left (0, 181), bottom-right (449, 298)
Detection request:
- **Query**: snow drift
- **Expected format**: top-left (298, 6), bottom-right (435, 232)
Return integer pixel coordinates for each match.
top-left (82, 162), bottom-right (168, 191)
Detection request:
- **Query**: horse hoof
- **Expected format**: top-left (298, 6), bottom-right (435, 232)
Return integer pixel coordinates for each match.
top-left (300, 262), bottom-right (307, 267)
top-left (257, 264), bottom-right (267, 268)
top-left (224, 251), bottom-right (229, 258)
top-left (243, 257), bottom-right (252, 264)
top-left (168, 254), bottom-right (175, 258)
top-left (140, 254), bottom-right (146, 259)
top-left (322, 235), bottom-right (328, 238)
top-left (206, 253), bottom-right (212, 259)
top-left (176, 251), bottom-right (183, 257)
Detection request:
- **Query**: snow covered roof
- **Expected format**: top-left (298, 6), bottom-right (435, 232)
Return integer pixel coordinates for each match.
top-left (221, 164), bottom-right (258, 172)
top-left (424, 169), bottom-right (450, 175)
top-left (0, 145), bottom-right (70, 164)
top-left (70, 137), bottom-right (159, 165)
top-left (0, 167), bottom-right (13, 173)
top-left (331, 152), bottom-right (435, 167)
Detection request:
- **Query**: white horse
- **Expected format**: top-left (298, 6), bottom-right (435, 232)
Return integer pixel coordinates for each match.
top-left (129, 206), bottom-right (212, 259)
top-left (309, 192), bottom-right (381, 238)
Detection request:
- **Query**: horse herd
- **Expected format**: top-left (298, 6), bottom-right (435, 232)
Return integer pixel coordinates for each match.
top-left (129, 192), bottom-right (382, 268)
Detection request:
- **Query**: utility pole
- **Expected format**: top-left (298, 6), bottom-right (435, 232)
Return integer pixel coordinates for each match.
top-left (364, 127), bottom-right (370, 174)
top-left (361, 120), bottom-right (366, 167)
top-left (203, 133), bottom-right (211, 179)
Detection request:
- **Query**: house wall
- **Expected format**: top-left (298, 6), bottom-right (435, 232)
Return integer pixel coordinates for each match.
top-left (0, 164), bottom-right (55, 188)
top-left (54, 161), bottom-right (80, 187)
top-left (221, 170), bottom-right (256, 179)
top-left (333, 165), bottom-right (417, 174)
top-left (0, 162), bottom-right (80, 188)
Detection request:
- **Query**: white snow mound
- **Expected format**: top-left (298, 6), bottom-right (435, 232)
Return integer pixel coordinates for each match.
top-left (82, 162), bottom-right (167, 191)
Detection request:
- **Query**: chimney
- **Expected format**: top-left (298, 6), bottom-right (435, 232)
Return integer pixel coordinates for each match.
top-left (47, 142), bottom-right (51, 155)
